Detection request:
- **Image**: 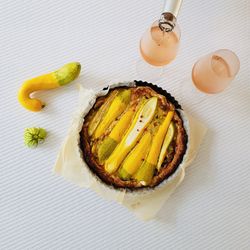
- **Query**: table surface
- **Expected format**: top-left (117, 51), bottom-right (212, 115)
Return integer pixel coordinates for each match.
top-left (1, 0), bottom-right (250, 249)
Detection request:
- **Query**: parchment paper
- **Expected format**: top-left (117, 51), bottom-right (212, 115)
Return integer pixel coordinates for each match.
top-left (54, 83), bottom-right (207, 220)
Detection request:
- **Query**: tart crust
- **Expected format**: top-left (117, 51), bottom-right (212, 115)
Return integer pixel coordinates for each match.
top-left (79, 84), bottom-right (187, 189)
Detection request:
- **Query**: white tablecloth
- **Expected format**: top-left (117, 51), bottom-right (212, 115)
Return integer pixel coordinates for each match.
top-left (0, 0), bottom-right (249, 249)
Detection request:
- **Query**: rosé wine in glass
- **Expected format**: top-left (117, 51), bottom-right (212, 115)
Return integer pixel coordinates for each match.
top-left (140, 21), bottom-right (180, 66)
top-left (136, 0), bottom-right (182, 80)
top-left (192, 49), bottom-right (240, 94)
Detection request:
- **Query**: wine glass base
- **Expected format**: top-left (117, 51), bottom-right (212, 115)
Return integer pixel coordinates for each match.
top-left (136, 59), bottom-right (163, 82)
top-left (180, 78), bottom-right (209, 107)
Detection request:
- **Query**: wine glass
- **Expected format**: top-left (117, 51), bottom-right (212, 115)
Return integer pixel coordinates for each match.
top-left (136, 19), bottom-right (181, 81)
top-left (180, 49), bottom-right (240, 105)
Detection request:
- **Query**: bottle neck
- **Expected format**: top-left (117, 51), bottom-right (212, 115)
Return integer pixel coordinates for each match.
top-left (163, 0), bottom-right (182, 18)
top-left (159, 12), bottom-right (176, 32)
top-left (159, 0), bottom-right (182, 32)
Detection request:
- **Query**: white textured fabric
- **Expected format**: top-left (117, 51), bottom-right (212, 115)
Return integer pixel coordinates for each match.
top-left (0, 0), bottom-right (249, 249)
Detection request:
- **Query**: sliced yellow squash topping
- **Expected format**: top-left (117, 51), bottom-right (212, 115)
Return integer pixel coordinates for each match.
top-left (157, 122), bottom-right (175, 171)
top-left (118, 132), bottom-right (152, 180)
top-left (94, 89), bottom-right (131, 139)
top-left (109, 110), bottom-right (134, 142)
top-left (97, 110), bottom-right (134, 162)
top-left (134, 110), bottom-right (174, 185)
top-left (105, 97), bottom-right (158, 174)
top-left (88, 90), bottom-right (118, 136)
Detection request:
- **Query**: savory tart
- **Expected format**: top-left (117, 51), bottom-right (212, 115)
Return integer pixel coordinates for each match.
top-left (80, 82), bottom-right (187, 189)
